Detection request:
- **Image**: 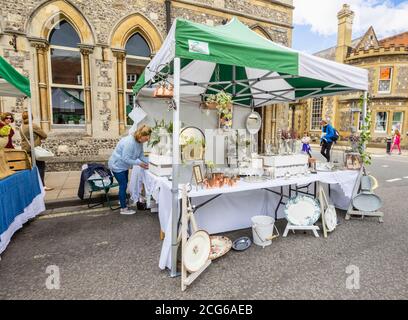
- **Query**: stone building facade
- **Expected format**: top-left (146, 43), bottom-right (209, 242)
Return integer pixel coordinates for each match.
top-left (290, 4), bottom-right (408, 148)
top-left (0, 0), bottom-right (294, 170)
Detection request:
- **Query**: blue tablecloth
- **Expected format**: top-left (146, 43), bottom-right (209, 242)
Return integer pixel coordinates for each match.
top-left (0, 168), bottom-right (42, 237)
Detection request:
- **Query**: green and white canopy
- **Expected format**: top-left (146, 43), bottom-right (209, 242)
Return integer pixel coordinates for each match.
top-left (134, 18), bottom-right (368, 107)
top-left (0, 56), bottom-right (31, 98)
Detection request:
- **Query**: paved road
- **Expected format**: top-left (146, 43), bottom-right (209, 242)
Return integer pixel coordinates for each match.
top-left (1, 153), bottom-right (408, 300)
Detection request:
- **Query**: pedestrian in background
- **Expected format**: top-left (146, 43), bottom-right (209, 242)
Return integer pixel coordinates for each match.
top-left (20, 111), bottom-right (53, 191)
top-left (301, 132), bottom-right (312, 158)
top-left (391, 129), bottom-right (402, 155)
top-left (320, 119), bottom-right (336, 162)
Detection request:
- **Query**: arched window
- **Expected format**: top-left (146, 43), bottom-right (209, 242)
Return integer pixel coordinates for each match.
top-left (49, 21), bottom-right (85, 126)
top-left (125, 33), bottom-right (151, 57)
top-left (125, 33), bottom-right (151, 125)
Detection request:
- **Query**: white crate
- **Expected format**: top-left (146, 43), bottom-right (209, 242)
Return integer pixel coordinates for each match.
top-left (149, 162), bottom-right (172, 176)
top-left (149, 153), bottom-right (172, 177)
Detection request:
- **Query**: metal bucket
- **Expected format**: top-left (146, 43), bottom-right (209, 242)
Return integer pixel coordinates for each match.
top-left (251, 215), bottom-right (279, 248)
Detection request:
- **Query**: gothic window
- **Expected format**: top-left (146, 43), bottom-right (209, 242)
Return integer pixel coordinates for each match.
top-left (311, 97), bottom-right (323, 131)
top-left (49, 21), bottom-right (85, 126)
top-left (125, 33), bottom-right (151, 125)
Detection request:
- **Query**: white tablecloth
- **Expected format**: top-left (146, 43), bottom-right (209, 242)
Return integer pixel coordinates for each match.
top-left (129, 167), bottom-right (359, 270)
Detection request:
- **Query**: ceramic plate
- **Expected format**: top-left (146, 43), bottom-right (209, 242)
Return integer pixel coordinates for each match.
top-left (284, 195), bottom-right (321, 226)
top-left (232, 237), bottom-right (252, 251)
top-left (183, 230), bottom-right (211, 273)
top-left (209, 236), bottom-right (232, 260)
top-left (324, 205), bottom-right (337, 232)
top-left (352, 193), bottom-right (383, 212)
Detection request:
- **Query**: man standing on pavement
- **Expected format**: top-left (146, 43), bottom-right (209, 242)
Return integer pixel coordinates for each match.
top-left (320, 119), bottom-right (336, 162)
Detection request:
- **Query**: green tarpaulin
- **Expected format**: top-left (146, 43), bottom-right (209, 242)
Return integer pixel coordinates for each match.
top-left (0, 56), bottom-right (31, 98)
top-left (134, 18), bottom-right (368, 107)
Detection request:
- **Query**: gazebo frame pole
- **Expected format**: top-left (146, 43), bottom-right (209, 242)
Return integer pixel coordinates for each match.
top-left (27, 101), bottom-right (36, 168)
top-left (362, 91), bottom-right (368, 152)
top-left (170, 57), bottom-right (181, 277)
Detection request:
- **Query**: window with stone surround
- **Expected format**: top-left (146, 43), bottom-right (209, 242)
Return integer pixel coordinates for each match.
top-left (375, 112), bottom-right (388, 133)
top-left (392, 112), bottom-right (404, 131)
top-left (125, 33), bottom-right (151, 126)
top-left (311, 97), bottom-right (323, 131)
top-left (49, 21), bottom-right (85, 126)
top-left (378, 67), bottom-right (393, 94)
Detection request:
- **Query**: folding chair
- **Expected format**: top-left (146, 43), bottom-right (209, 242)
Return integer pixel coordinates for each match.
top-left (87, 173), bottom-right (120, 210)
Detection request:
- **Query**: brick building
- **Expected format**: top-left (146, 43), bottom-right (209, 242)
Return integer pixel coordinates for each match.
top-left (289, 4), bottom-right (408, 148)
top-left (0, 0), bottom-right (294, 170)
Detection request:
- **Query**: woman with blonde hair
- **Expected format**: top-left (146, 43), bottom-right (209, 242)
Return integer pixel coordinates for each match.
top-left (108, 125), bottom-right (152, 215)
top-left (391, 128), bottom-right (402, 155)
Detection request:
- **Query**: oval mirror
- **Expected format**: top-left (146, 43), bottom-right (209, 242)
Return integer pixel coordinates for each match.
top-left (180, 126), bottom-right (205, 161)
top-left (246, 112), bottom-right (262, 135)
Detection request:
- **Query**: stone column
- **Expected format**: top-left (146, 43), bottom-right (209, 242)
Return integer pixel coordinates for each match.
top-left (29, 38), bottom-right (51, 132)
top-left (271, 105), bottom-right (277, 146)
top-left (264, 105), bottom-right (273, 143)
top-left (113, 49), bottom-right (126, 135)
top-left (79, 45), bottom-right (94, 136)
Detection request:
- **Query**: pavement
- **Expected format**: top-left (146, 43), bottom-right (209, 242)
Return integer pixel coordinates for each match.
top-left (1, 149), bottom-right (408, 299)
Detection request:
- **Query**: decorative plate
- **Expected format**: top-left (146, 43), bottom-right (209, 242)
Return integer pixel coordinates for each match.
top-left (284, 195), bottom-right (321, 226)
top-left (183, 230), bottom-right (211, 273)
top-left (324, 205), bottom-right (337, 232)
top-left (352, 193), bottom-right (383, 212)
top-left (232, 237), bottom-right (252, 251)
top-left (209, 236), bottom-right (232, 260)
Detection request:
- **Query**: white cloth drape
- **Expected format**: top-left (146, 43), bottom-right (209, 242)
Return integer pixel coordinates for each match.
top-left (129, 169), bottom-right (359, 270)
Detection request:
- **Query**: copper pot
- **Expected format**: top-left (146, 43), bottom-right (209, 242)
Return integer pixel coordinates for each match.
top-left (212, 173), bottom-right (224, 180)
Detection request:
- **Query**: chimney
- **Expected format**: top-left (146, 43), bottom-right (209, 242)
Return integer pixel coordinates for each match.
top-left (335, 4), bottom-right (354, 63)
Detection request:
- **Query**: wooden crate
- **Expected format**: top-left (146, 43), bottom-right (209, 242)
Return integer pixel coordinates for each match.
top-left (4, 149), bottom-right (32, 171)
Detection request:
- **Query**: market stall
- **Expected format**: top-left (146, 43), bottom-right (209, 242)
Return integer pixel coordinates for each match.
top-left (132, 18), bottom-right (369, 277)
top-left (0, 56), bottom-right (45, 256)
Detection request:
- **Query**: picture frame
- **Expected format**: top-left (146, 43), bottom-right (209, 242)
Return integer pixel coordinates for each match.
top-left (345, 152), bottom-right (362, 170)
top-left (193, 165), bottom-right (204, 185)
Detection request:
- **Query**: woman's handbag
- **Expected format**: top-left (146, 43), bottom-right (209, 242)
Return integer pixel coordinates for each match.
top-left (33, 146), bottom-right (55, 161)
top-left (20, 127), bottom-right (54, 161)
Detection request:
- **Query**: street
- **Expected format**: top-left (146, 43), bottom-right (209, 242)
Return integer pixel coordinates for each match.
top-left (1, 152), bottom-right (408, 300)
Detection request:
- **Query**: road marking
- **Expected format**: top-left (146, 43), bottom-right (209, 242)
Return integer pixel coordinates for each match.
top-left (386, 178), bottom-right (402, 182)
top-left (38, 208), bottom-right (108, 220)
top-left (404, 177), bottom-right (408, 179)
top-left (382, 165), bottom-right (389, 168)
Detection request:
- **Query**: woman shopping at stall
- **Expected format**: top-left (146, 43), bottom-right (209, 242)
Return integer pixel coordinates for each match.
top-left (0, 112), bottom-right (15, 149)
top-left (108, 125), bottom-right (152, 215)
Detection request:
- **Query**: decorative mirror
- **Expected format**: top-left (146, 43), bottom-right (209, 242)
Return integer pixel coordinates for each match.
top-left (246, 111), bottom-right (262, 135)
top-left (180, 126), bottom-right (205, 161)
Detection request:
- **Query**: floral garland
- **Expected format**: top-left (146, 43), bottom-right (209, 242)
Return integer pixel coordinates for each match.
top-left (358, 94), bottom-right (372, 166)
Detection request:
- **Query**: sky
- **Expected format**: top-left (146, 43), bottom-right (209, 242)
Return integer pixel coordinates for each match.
top-left (292, 0), bottom-right (408, 54)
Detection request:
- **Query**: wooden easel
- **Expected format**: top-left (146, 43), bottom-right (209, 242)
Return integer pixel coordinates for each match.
top-left (282, 223), bottom-right (320, 238)
top-left (345, 167), bottom-right (384, 223)
top-left (180, 186), bottom-right (211, 291)
top-left (318, 182), bottom-right (330, 238)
